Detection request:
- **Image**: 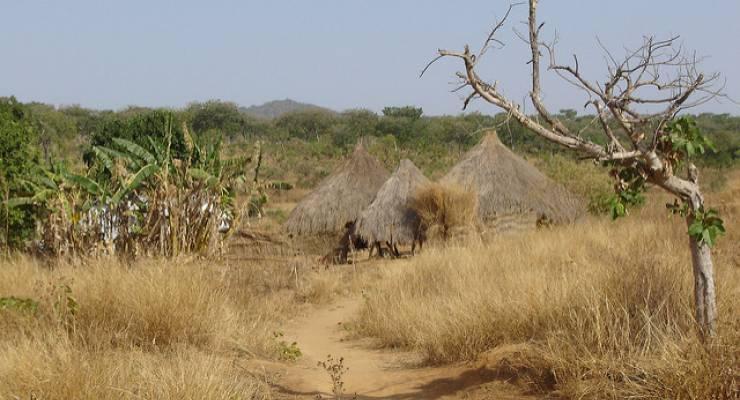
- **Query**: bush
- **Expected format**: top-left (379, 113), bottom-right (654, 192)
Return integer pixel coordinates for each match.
top-left (410, 183), bottom-right (478, 241)
top-left (0, 97), bottom-right (39, 249)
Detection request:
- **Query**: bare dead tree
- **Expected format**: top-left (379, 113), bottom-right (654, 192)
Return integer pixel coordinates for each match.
top-left (424, 0), bottom-right (727, 338)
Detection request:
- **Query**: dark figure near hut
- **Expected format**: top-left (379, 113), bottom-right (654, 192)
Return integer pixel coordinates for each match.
top-left (356, 159), bottom-right (431, 258)
top-left (332, 222), bottom-right (372, 264)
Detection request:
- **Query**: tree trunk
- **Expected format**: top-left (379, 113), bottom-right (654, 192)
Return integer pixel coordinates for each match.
top-left (687, 207), bottom-right (718, 339)
top-left (652, 166), bottom-right (718, 338)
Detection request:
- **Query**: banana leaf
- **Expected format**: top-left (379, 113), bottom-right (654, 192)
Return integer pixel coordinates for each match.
top-left (92, 146), bottom-right (115, 172)
top-left (63, 173), bottom-right (102, 197)
top-left (111, 164), bottom-right (159, 204)
top-left (112, 138), bottom-right (157, 166)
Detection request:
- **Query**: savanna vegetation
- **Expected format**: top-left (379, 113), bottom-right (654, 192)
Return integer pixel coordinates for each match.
top-left (357, 179), bottom-right (739, 398)
top-left (1, 28), bottom-right (739, 397)
top-left (0, 254), bottom-right (366, 399)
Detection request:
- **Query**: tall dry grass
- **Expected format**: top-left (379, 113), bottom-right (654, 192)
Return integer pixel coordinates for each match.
top-left (0, 335), bottom-right (270, 400)
top-left (0, 257), bottom-right (296, 399)
top-left (356, 186), bottom-right (739, 398)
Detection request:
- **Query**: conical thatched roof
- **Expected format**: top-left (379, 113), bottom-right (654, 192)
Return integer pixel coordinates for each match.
top-left (284, 143), bottom-right (390, 236)
top-left (356, 159), bottom-right (431, 245)
top-left (441, 131), bottom-right (584, 224)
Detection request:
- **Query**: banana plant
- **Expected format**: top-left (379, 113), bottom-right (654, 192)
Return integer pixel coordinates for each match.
top-left (7, 111), bottom-right (261, 259)
top-left (10, 164), bottom-right (101, 256)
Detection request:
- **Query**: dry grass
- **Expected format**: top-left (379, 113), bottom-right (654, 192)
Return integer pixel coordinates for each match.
top-left (2, 168), bottom-right (738, 399)
top-left (0, 257), bottom-right (296, 399)
top-left (357, 179), bottom-right (740, 399)
top-left (295, 261), bottom-right (384, 305)
top-left (410, 183), bottom-right (478, 241)
top-left (0, 335), bottom-right (270, 400)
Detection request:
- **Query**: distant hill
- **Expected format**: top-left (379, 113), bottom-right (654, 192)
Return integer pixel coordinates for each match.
top-left (240, 99), bottom-right (333, 119)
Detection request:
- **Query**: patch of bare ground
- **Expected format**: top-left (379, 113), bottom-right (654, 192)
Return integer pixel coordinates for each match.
top-left (249, 297), bottom-right (542, 400)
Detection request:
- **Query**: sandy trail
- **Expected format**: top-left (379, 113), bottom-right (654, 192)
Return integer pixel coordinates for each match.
top-left (264, 297), bottom-right (538, 400)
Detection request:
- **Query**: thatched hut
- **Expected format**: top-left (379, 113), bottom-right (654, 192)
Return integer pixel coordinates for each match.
top-left (356, 159), bottom-right (430, 254)
top-left (441, 131), bottom-right (583, 231)
top-left (284, 142), bottom-right (390, 236)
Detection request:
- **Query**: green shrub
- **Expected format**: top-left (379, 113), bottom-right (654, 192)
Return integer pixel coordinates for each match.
top-left (0, 97), bottom-right (39, 249)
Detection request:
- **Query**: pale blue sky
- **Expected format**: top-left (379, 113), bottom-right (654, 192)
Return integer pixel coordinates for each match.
top-left (1, 1), bottom-right (738, 115)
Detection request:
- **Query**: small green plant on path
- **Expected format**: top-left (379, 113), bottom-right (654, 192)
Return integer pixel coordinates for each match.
top-left (273, 331), bottom-right (302, 361)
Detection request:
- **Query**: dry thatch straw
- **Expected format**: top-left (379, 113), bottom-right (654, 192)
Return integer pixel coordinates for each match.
top-left (410, 183), bottom-right (478, 242)
top-left (442, 131), bottom-right (584, 226)
top-left (356, 159), bottom-right (431, 246)
top-left (284, 142), bottom-right (389, 236)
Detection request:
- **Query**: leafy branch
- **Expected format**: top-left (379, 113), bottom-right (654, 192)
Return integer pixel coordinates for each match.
top-left (687, 207), bottom-right (726, 247)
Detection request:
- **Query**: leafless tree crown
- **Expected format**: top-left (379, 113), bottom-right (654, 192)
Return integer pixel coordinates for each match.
top-left (422, 0), bottom-right (726, 165)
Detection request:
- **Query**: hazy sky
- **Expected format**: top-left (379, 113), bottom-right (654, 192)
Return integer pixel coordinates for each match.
top-left (1, 1), bottom-right (739, 115)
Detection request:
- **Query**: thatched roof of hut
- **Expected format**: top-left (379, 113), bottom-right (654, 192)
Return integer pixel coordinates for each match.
top-left (356, 159), bottom-right (431, 245)
top-left (441, 131), bottom-right (584, 224)
top-left (284, 143), bottom-right (390, 236)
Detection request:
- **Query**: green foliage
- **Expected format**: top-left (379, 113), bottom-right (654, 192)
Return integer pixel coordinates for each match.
top-left (26, 103), bottom-right (79, 165)
top-left (187, 100), bottom-right (245, 139)
top-left (327, 110), bottom-right (374, 148)
top-left (382, 106), bottom-right (423, 120)
top-left (662, 116), bottom-right (716, 161)
top-left (12, 111), bottom-right (260, 258)
top-left (2, 97), bottom-right (738, 173)
top-left (273, 331), bottom-right (302, 361)
top-left (85, 109), bottom-right (189, 165)
top-left (687, 208), bottom-right (725, 247)
top-left (603, 118), bottom-right (718, 221)
top-left (658, 117), bottom-right (727, 247)
top-left (0, 296), bottom-right (39, 314)
top-left (377, 112), bottom-right (419, 143)
top-left (275, 109), bottom-right (338, 141)
top-left (607, 166), bottom-right (646, 220)
top-left (0, 97), bottom-right (39, 249)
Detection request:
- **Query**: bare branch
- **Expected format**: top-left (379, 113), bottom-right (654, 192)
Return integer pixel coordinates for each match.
top-left (419, 54), bottom-right (445, 78)
top-left (526, 0), bottom-right (572, 138)
top-left (478, 2), bottom-right (523, 60)
top-left (587, 100), bottom-right (626, 153)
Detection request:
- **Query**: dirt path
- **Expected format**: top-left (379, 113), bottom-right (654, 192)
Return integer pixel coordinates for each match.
top-left (263, 297), bottom-right (540, 400)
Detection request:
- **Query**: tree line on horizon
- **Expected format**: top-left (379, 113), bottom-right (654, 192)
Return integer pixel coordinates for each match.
top-left (6, 97), bottom-right (740, 166)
